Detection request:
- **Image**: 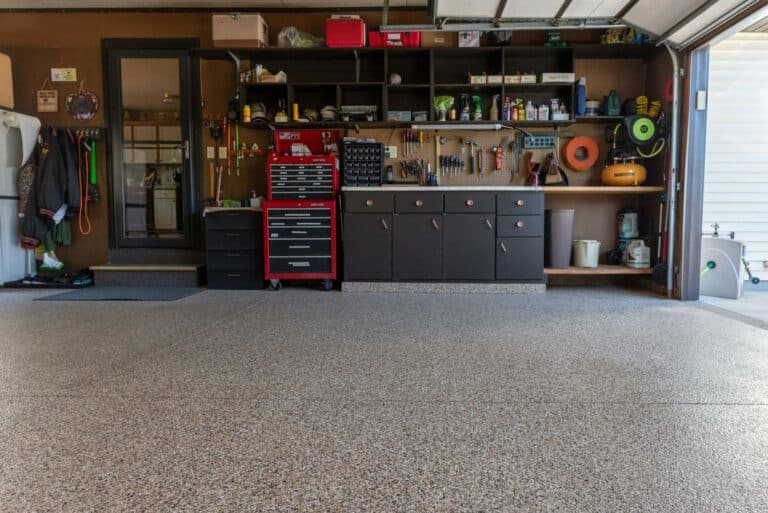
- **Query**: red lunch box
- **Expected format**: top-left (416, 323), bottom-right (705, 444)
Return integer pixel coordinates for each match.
top-left (325, 16), bottom-right (366, 48)
top-left (368, 31), bottom-right (421, 48)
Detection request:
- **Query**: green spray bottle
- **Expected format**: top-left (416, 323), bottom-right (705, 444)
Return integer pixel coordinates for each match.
top-left (472, 95), bottom-right (483, 121)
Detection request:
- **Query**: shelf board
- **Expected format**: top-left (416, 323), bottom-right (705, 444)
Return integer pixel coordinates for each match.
top-left (545, 265), bottom-right (653, 276)
top-left (435, 83), bottom-right (503, 89)
top-left (543, 186), bottom-right (664, 194)
top-left (388, 84), bottom-right (431, 89)
top-left (245, 120), bottom-right (413, 129)
top-left (574, 116), bottom-right (623, 124)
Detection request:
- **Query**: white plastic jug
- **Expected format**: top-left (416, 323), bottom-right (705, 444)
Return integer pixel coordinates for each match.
top-left (573, 240), bottom-right (600, 268)
top-left (624, 239), bottom-right (650, 269)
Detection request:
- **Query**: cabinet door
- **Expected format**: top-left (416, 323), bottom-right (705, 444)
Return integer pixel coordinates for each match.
top-left (343, 213), bottom-right (392, 281)
top-left (496, 238), bottom-right (544, 281)
top-left (443, 214), bottom-right (495, 281)
top-left (393, 214), bottom-right (442, 280)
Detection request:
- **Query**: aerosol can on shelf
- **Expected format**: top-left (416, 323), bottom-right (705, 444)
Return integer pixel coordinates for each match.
top-left (490, 95), bottom-right (500, 121)
top-left (502, 96), bottom-right (512, 121)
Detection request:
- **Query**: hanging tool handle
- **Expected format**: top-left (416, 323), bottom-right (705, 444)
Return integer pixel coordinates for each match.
top-left (89, 140), bottom-right (97, 185)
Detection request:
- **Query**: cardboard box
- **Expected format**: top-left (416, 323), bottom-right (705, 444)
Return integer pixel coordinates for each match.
top-left (458, 31), bottom-right (481, 48)
top-left (212, 13), bottom-right (268, 48)
top-left (541, 72), bottom-right (575, 83)
top-left (504, 75), bottom-right (521, 84)
top-left (487, 75), bottom-right (503, 84)
top-left (0, 53), bottom-right (13, 109)
top-left (468, 74), bottom-right (487, 85)
top-left (420, 32), bottom-right (458, 48)
top-left (387, 111), bottom-right (412, 122)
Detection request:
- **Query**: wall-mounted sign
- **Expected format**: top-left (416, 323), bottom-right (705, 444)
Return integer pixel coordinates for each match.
top-left (37, 78), bottom-right (58, 113)
top-left (51, 67), bottom-right (77, 82)
top-left (66, 81), bottom-right (98, 121)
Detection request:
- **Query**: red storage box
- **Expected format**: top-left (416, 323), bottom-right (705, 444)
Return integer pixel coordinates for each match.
top-left (368, 31), bottom-right (421, 48)
top-left (326, 16), bottom-right (366, 48)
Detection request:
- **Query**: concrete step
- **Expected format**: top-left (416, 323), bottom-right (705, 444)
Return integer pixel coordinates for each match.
top-left (90, 264), bottom-right (204, 287)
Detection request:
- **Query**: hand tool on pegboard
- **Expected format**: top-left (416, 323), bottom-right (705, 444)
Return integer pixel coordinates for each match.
top-left (492, 136), bottom-right (509, 173)
top-left (463, 138), bottom-right (477, 174)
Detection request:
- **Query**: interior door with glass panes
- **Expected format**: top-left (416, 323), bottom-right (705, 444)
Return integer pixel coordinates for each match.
top-left (107, 48), bottom-right (195, 248)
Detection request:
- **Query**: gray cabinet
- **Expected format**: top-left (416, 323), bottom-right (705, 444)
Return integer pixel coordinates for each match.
top-left (393, 214), bottom-right (442, 280)
top-left (443, 214), bottom-right (495, 281)
top-left (343, 213), bottom-right (392, 281)
top-left (496, 238), bottom-right (544, 281)
top-left (342, 190), bottom-right (544, 283)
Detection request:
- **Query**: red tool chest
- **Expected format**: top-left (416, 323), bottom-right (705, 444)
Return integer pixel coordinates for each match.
top-left (263, 129), bottom-right (341, 290)
top-left (325, 16), bottom-right (366, 48)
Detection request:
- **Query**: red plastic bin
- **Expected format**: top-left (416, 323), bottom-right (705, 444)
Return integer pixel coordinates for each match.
top-left (368, 31), bottom-right (421, 48)
top-left (325, 16), bottom-right (366, 48)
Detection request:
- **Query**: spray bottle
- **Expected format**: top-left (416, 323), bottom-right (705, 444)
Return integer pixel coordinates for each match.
top-left (490, 95), bottom-right (500, 121)
top-left (472, 96), bottom-right (483, 121)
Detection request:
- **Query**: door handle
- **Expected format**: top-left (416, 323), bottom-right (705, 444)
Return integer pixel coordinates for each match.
top-left (485, 218), bottom-right (493, 230)
top-left (431, 218), bottom-right (440, 230)
top-left (499, 242), bottom-right (508, 253)
top-left (381, 219), bottom-right (389, 230)
top-left (184, 140), bottom-right (190, 160)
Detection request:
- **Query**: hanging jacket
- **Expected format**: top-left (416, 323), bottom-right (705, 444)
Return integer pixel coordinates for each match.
top-left (35, 127), bottom-right (67, 221)
top-left (60, 129), bottom-right (80, 212)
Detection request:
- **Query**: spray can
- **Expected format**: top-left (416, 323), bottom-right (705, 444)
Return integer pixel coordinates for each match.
top-left (576, 77), bottom-right (587, 116)
top-left (502, 96), bottom-right (511, 121)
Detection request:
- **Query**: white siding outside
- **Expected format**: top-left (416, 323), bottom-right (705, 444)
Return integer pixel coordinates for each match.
top-left (704, 32), bottom-right (768, 281)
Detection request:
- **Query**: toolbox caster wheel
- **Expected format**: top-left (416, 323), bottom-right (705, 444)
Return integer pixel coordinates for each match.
top-left (269, 279), bottom-right (282, 291)
top-left (752, 277), bottom-right (761, 285)
top-left (321, 279), bottom-right (334, 291)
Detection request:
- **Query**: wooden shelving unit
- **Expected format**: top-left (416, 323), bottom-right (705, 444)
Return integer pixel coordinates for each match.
top-left (543, 186), bottom-right (665, 194)
top-left (545, 265), bottom-right (653, 276)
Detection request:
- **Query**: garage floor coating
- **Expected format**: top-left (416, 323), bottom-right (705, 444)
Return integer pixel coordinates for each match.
top-left (1, 288), bottom-right (767, 512)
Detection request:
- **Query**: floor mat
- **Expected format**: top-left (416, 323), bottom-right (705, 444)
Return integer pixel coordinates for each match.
top-left (36, 287), bottom-right (202, 302)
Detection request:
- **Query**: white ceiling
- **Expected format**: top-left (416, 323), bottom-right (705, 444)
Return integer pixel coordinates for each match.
top-left (0, 0), bottom-right (427, 7)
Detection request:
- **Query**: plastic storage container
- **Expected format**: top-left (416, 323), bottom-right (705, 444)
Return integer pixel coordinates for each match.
top-left (368, 31), bottom-right (420, 47)
top-left (326, 16), bottom-right (366, 48)
top-left (573, 240), bottom-right (601, 268)
top-left (545, 209), bottom-right (575, 269)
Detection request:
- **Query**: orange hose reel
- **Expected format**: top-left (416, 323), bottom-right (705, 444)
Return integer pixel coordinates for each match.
top-left (564, 136), bottom-right (599, 172)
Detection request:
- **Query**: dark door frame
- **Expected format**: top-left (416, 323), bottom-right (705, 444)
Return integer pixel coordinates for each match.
top-left (102, 38), bottom-right (202, 250)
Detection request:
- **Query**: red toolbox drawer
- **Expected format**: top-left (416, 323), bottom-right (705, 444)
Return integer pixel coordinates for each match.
top-left (326, 16), bottom-right (366, 48)
top-left (368, 31), bottom-right (421, 48)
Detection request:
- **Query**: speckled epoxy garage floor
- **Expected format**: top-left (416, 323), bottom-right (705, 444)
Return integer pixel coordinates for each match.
top-left (1, 287), bottom-right (767, 512)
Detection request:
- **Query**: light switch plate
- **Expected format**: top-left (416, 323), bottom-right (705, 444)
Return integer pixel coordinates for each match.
top-left (51, 68), bottom-right (77, 82)
top-left (696, 90), bottom-right (707, 111)
top-left (218, 146), bottom-right (227, 159)
top-left (206, 146), bottom-right (215, 159)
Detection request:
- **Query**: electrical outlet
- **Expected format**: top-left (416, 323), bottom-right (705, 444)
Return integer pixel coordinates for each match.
top-left (385, 145), bottom-right (397, 159)
top-left (218, 146), bottom-right (227, 159)
top-left (206, 146), bottom-right (215, 159)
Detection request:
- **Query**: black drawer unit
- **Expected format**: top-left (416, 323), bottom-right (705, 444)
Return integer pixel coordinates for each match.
top-left (342, 140), bottom-right (384, 186)
top-left (264, 202), bottom-right (337, 281)
top-left (205, 209), bottom-right (264, 289)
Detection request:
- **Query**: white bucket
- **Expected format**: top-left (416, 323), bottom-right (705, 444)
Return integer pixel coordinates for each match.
top-left (573, 240), bottom-right (601, 268)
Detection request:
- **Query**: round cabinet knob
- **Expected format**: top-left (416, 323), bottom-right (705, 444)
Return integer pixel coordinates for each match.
top-left (516, 221), bottom-right (525, 228)
top-left (466, 199), bottom-right (474, 206)
top-left (365, 199), bottom-right (374, 207)
top-left (516, 199), bottom-right (525, 206)
top-left (415, 200), bottom-right (424, 207)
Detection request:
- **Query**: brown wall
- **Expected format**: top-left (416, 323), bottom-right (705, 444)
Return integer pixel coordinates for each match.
top-left (0, 9), bottom-right (425, 271)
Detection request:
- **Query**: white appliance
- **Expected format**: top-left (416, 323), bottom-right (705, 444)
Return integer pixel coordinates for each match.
top-left (0, 109), bottom-right (41, 285)
top-left (700, 236), bottom-right (746, 300)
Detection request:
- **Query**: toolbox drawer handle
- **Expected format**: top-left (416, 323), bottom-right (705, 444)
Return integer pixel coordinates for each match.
top-left (516, 221), bottom-right (525, 228)
top-left (516, 199), bottom-right (525, 206)
top-left (499, 242), bottom-right (508, 253)
top-left (466, 199), bottom-right (475, 206)
top-left (365, 199), bottom-right (374, 207)
top-left (224, 213), bottom-right (241, 217)
top-left (293, 231), bottom-right (308, 234)
top-left (297, 222), bottom-right (321, 226)
top-left (415, 200), bottom-right (424, 207)
top-left (226, 253), bottom-right (242, 257)
top-left (225, 232), bottom-right (241, 237)
top-left (289, 245), bottom-right (311, 249)
top-left (288, 261), bottom-right (311, 267)
top-left (226, 273), bottom-right (242, 277)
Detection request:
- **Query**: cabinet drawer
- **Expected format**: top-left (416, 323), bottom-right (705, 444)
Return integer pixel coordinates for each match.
top-left (207, 271), bottom-right (264, 290)
top-left (269, 239), bottom-right (331, 257)
top-left (267, 208), bottom-right (331, 219)
top-left (268, 227), bottom-right (331, 240)
top-left (268, 218), bottom-right (330, 228)
top-left (206, 210), bottom-right (260, 230)
top-left (497, 192), bottom-right (544, 215)
top-left (207, 250), bottom-right (261, 271)
top-left (395, 193), bottom-right (443, 213)
top-left (207, 229), bottom-right (260, 250)
top-left (269, 257), bottom-right (331, 274)
top-left (344, 192), bottom-right (394, 213)
top-left (497, 215), bottom-right (544, 238)
top-left (444, 192), bottom-right (495, 213)
top-left (496, 238), bottom-right (544, 281)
